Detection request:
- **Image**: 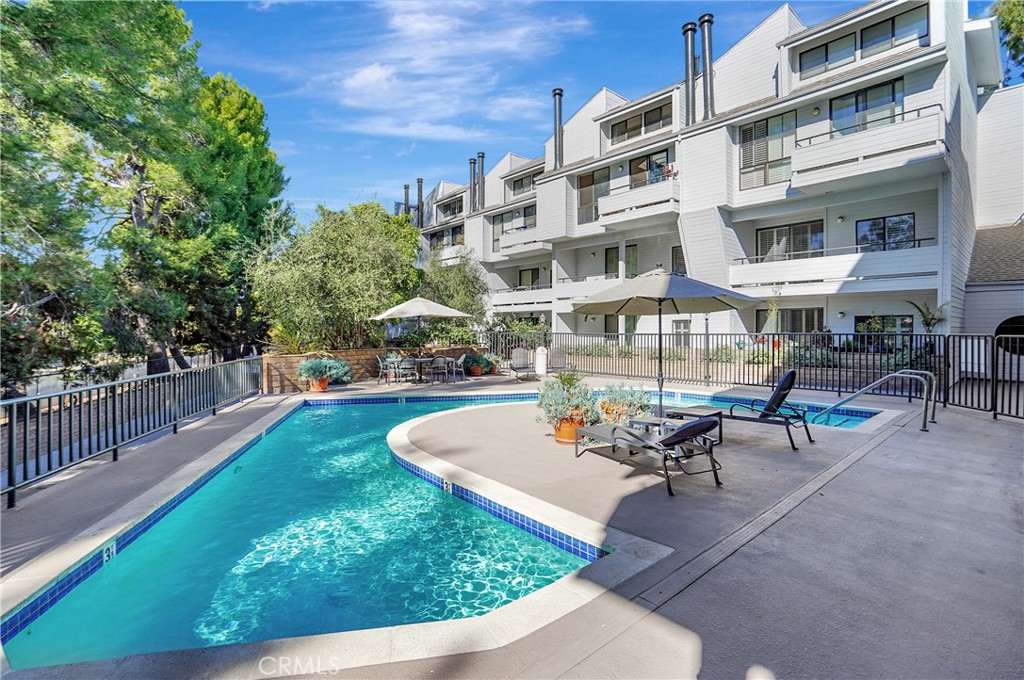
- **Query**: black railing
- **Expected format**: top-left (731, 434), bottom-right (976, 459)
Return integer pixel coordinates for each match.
top-left (1, 357), bottom-right (263, 508)
top-left (477, 331), bottom-right (1023, 419)
top-left (733, 238), bottom-right (937, 264)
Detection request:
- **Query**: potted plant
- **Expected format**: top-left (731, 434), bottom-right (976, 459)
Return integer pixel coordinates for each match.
top-left (483, 353), bottom-right (502, 374)
top-left (536, 372), bottom-right (600, 444)
top-left (463, 352), bottom-right (489, 376)
top-left (856, 313), bottom-right (886, 353)
top-left (297, 358), bottom-right (352, 392)
top-left (598, 383), bottom-right (651, 425)
top-left (906, 300), bottom-right (949, 348)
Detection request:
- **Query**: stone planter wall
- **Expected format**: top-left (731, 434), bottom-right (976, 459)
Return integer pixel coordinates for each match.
top-left (262, 347), bottom-right (483, 394)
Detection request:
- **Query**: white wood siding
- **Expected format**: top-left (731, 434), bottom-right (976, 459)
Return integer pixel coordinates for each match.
top-left (964, 284), bottom-right (1024, 334)
top-left (976, 85), bottom-right (1024, 227)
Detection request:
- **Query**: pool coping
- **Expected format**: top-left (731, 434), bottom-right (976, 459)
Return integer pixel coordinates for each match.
top-left (0, 392), bottom-right (672, 678)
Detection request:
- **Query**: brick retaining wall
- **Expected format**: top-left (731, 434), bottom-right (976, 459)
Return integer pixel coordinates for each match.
top-left (262, 347), bottom-right (482, 394)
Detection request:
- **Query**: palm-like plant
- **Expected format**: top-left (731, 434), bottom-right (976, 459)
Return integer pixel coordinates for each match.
top-left (906, 300), bottom-right (949, 333)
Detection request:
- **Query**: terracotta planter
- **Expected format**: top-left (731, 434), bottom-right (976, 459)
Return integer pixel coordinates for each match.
top-left (308, 377), bottom-right (329, 392)
top-left (553, 416), bottom-right (585, 444)
top-left (489, 365), bottom-right (498, 374)
top-left (599, 402), bottom-right (627, 423)
top-left (468, 366), bottom-right (483, 376)
top-left (772, 339), bottom-right (782, 349)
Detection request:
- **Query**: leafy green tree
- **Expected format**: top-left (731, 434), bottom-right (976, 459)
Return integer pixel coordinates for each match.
top-left (418, 249), bottom-right (490, 322)
top-left (993, 0), bottom-right (1024, 79)
top-left (249, 203), bottom-right (421, 349)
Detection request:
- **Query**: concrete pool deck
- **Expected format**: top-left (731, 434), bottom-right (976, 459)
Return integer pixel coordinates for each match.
top-left (1, 375), bottom-right (1021, 679)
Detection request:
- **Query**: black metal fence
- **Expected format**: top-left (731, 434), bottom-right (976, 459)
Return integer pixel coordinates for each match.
top-left (1, 357), bottom-right (263, 508)
top-left (479, 331), bottom-right (1024, 419)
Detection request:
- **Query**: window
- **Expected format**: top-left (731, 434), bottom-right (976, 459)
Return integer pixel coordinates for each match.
top-left (428, 230), bottom-right (445, 251)
top-left (523, 204), bottom-right (537, 229)
top-left (578, 168), bottom-right (610, 224)
top-left (740, 111), bottom-right (796, 189)
top-left (604, 315), bottom-right (618, 334)
top-left (625, 244), bottom-right (638, 279)
top-left (624, 315), bottom-right (637, 336)
top-left (799, 33), bottom-right (855, 78)
top-left (756, 308), bottom-right (824, 333)
top-left (643, 103), bottom-right (672, 133)
top-left (629, 149), bottom-right (670, 189)
top-left (856, 213), bottom-right (915, 251)
top-left (854, 314), bottom-right (913, 334)
top-left (756, 221), bottom-right (825, 262)
top-left (673, 319), bottom-right (692, 347)
top-left (862, 5), bottom-right (928, 58)
top-left (512, 172), bottom-right (540, 196)
top-left (611, 114), bottom-right (642, 144)
top-left (439, 198), bottom-right (463, 219)
top-left (605, 247), bottom-right (619, 279)
top-left (518, 268), bottom-right (540, 288)
top-left (830, 79), bottom-right (903, 137)
top-left (451, 225), bottom-right (464, 246)
top-left (671, 246), bottom-right (687, 275)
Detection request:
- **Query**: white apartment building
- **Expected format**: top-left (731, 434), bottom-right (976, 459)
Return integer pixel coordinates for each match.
top-left (407, 0), bottom-right (1024, 339)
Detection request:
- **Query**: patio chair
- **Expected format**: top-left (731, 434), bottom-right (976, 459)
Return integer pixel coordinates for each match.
top-left (509, 348), bottom-right (536, 381)
top-left (450, 354), bottom-right (467, 383)
top-left (724, 369), bottom-right (814, 451)
top-left (376, 355), bottom-right (396, 385)
top-left (548, 347), bottom-right (569, 372)
top-left (396, 356), bottom-right (419, 383)
top-left (574, 417), bottom-right (722, 496)
top-left (428, 355), bottom-right (450, 384)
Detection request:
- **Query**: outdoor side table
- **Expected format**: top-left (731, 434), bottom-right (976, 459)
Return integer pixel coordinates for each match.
top-left (661, 405), bottom-right (724, 444)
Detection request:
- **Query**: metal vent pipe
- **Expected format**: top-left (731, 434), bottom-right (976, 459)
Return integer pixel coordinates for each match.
top-left (700, 13), bottom-right (715, 120)
top-left (403, 184), bottom-right (410, 215)
top-left (552, 88), bottom-right (564, 169)
top-left (416, 178), bottom-right (423, 228)
top-left (476, 152), bottom-right (485, 211)
top-left (682, 23), bottom-right (697, 126)
top-left (468, 158), bottom-right (477, 214)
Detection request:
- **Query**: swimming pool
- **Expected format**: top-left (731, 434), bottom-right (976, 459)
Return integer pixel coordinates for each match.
top-left (654, 390), bottom-right (878, 429)
top-left (1, 398), bottom-right (595, 669)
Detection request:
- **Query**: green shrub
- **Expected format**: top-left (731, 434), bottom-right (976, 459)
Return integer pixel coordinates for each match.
top-left (647, 348), bottom-right (688, 361)
top-left (745, 349), bottom-right (773, 365)
top-left (708, 346), bottom-right (735, 363)
top-left (599, 383), bottom-right (652, 424)
top-left (463, 352), bottom-right (490, 370)
top-left (885, 347), bottom-right (938, 372)
top-left (789, 346), bottom-right (839, 368)
top-left (297, 358), bottom-right (352, 384)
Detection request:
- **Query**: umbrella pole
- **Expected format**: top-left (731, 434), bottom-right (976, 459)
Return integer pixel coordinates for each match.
top-left (658, 301), bottom-right (664, 417)
top-left (704, 313), bottom-right (711, 386)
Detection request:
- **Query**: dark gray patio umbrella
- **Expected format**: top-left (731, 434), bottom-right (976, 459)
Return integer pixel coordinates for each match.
top-left (572, 268), bottom-right (761, 415)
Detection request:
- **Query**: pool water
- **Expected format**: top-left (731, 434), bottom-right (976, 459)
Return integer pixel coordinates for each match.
top-left (658, 392), bottom-right (876, 429)
top-left (4, 400), bottom-right (588, 669)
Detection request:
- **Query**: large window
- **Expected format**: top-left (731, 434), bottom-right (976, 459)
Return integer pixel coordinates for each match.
top-left (756, 221), bottom-right (825, 262)
top-left (861, 5), bottom-right (928, 58)
top-left (512, 172), bottom-right (540, 196)
top-left (428, 230), bottom-right (445, 252)
top-left (611, 114), bottom-right (642, 144)
top-left (671, 246), bottom-right (687, 275)
top-left (451, 225), bottom-right (464, 246)
top-left (439, 197), bottom-right (463, 219)
top-left (854, 314), bottom-right (913, 334)
top-left (740, 111), bottom-right (796, 189)
top-left (643, 104), bottom-right (672, 133)
top-left (578, 168), bottom-right (610, 224)
top-left (625, 244), bottom-right (638, 279)
top-left (756, 308), bottom-right (824, 333)
top-left (604, 315), bottom-right (618, 334)
top-left (523, 204), bottom-right (537, 229)
top-left (518, 268), bottom-right (540, 288)
top-left (830, 79), bottom-right (904, 137)
top-left (629, 149), bottom-right (670, 189)
top-left (799, 33), bottom-right (855, 79)
top-left (856, 213), bottom-right (915, 251)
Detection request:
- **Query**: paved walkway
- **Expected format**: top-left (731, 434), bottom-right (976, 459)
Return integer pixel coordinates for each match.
top-left (1, 377), bottom-right (1021, 679)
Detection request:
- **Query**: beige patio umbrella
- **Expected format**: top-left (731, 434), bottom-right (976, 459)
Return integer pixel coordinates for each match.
top-left (371, 297), bottom-right (471, 321)
top-left (572, 269), bottom-right (761, 415)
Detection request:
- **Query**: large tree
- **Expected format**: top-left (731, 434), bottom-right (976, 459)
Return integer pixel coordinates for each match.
top-left (249, 203), bottom-right (421, 350)
top-left (993, 0), bottom-right (1024, 79)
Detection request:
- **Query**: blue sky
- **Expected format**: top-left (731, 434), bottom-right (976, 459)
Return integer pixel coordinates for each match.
top-left (182, 1), bottom-right (1002, 222)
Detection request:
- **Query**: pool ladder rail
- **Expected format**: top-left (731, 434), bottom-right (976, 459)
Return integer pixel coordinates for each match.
top-left (809, 370), bottom-right (938, 432)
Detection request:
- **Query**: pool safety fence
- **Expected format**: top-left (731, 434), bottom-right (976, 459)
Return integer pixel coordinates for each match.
top-left (1, 357), bottom-right (262, 508)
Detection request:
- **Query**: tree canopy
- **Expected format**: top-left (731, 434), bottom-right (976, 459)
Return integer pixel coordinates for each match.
top-left (1, 0), bottom-right (286, 383)
top-left (993, 0), bottom-right (1024, 79)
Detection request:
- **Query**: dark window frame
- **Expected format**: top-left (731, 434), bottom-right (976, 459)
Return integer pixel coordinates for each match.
top-left (605, 247), bottom-right (619, 279)
top-left (755, 220), bottom-right (825, 262)
top-left (798, 32), bottom-right (856, 79)
top-left (739, 110), bottom-right (797, 190)
top-left (671, 245), bottom-right (686, 275)
top-left (756, 308), bottom-right (825, 333)
top-left (829, 78), bottom-right (904, 137)
top-left (610, 114), bottom-right (642, 144)
top-left (855, 212), bottom-right (916, 252)
top-left (861, 4), bottom-right (929, 58)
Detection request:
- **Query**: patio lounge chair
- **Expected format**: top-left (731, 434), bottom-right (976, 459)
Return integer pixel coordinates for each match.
top-left (721, 369), bottom-right (814, 451)
top-left (574, 417), bottom-right (722, 496)
top-left (548, 347), bottom-right (569, 372)
top-left (509, 348), bottom-right (536, 381)
top-left (376, 355), bottom-right (396, 385)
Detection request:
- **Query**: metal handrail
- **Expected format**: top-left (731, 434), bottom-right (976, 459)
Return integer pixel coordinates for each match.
top-left (809, 369), bottom-right (936, 431)
top-left (494, 283), bottom-right (553, 293)
top-left (733, 237), bottom-right (936, 264)
top-left (795, 104), bottom-right (943, 148)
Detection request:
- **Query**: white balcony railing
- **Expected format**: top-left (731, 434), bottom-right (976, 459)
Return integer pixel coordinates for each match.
top-left (598, 174), bottom-right (678, 227)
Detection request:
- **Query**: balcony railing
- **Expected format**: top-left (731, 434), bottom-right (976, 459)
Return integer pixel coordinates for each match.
top-left (795, 104), bottom-right (943, 148)
top-left (558, 273), bottom-right (619, 283)
top-left (733, 238), bottom-right (936, 265)
top-left (494, 283), bottom-right (552, 293)
top-left (578, 204), bottom-right (599, 224)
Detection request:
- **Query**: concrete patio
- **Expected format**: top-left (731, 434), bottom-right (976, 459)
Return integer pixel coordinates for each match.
top-left (1, 375), bottom-right (1021, 679)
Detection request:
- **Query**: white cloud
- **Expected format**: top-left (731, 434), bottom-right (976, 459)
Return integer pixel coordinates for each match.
top-left (272, 139), bottom-right (301, 157)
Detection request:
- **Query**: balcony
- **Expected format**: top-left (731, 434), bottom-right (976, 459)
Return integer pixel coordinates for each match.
top-left (598, 174), bottom-right (679, 230)
top-left (790, 105), bottom-right (946, 194)
top-left (555, 274), bottom-right (623, 301)
top-left (492, 283), bottom-right (554, 310)
top-left (729, 239), bottom-right (939, 296)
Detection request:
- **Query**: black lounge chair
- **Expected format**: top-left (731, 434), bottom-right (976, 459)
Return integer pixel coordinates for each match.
top-left (574, 418), bottom-right (722, 496)
top-left (723, 369), bottom-right (814, 451)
